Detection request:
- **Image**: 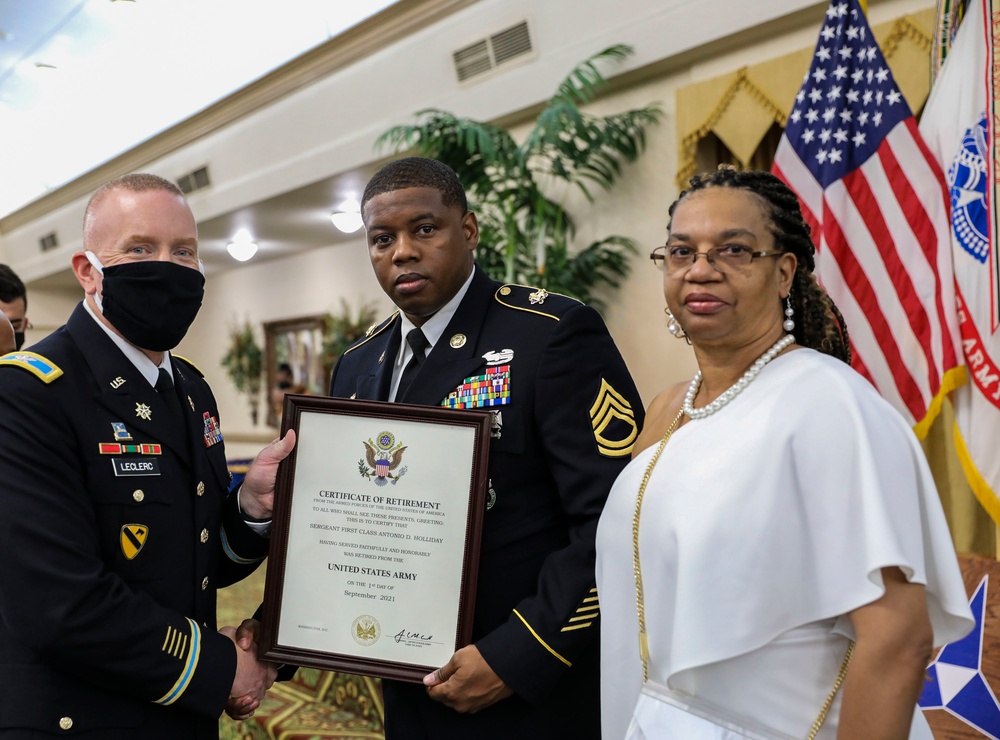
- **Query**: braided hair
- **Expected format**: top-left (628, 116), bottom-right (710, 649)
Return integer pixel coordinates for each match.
top-left (667, 168), bottom-right (851, 364)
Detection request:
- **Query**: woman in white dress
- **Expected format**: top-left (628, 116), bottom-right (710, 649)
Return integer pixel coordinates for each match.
top-left (595, 169), bottom-right (973, 739)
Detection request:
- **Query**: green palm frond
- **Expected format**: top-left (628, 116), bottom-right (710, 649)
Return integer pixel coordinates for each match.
top-left (375, 44), bottom-right (659, 312)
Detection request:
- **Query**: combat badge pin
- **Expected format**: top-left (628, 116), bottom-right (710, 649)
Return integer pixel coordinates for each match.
top-left (135, 403), bottom-right (152, 421)
top-left (120, 524), bottom-right (148, 560)
top-left (112, 422), bottom-right (132, 441)
top-left (483, 349), bottom-right (514, 366)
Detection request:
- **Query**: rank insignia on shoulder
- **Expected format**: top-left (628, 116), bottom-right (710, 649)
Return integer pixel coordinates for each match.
top-left (589, 378), bottom-right (638, 458)
top-left (442, 366), bottom-right (511, 409)
top-left (120, 523), bottom-right (148, 560)
top-left (0, 352), bottom-right (63, 383)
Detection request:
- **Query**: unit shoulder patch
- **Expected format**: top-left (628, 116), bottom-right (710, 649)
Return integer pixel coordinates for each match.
top-left (0, 351), bottom-right (64, 383)
top-left (589, 378), bottom-right (637, 457)
top-left (172, 354), bottom-right (204, 377)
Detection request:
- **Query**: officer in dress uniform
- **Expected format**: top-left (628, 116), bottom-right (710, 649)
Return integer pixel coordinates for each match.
top-left (327, 158), bottom-right (644, 739)
top-left (0, 173), bottom-right (294, 738)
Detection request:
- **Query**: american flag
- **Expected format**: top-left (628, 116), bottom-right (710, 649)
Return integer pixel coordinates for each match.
top-left (773, 0), bottom-right (964, 435)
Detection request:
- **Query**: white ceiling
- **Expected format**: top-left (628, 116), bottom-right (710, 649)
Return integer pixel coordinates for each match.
top-left (0, 0), bottom-right (396, 220)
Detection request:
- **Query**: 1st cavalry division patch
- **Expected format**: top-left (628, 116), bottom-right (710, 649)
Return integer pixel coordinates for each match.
top-left (589, 378), bottom-right (638, 457)
top-left (120, 524), bottom-right (149, 560)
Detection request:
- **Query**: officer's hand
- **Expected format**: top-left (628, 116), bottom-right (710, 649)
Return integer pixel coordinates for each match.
top-left (423, 644), bottom-right (513, 713)
top-left (221, 625), bottom-right (278, 706)
top-left (241, 430), bottom-right (296, 519)
top-left (224, 692), bottom-right (259, 721)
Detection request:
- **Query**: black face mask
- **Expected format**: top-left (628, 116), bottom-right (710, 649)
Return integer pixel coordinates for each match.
top-left (14, 332), bottom-right (24, 351)
top-left (98, 260), bottom-right (205, 351)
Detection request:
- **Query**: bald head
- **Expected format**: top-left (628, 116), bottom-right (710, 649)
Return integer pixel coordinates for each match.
top-left (83, 173), bottom-right (187, 253)
top-left (0, 313), bottom-right (15, 355)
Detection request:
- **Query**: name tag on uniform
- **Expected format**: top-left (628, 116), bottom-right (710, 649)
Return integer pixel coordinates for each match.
top-left (112, 457), bottom-right (161, 477)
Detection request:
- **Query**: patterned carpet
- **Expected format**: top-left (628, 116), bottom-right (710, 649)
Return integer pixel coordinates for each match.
top-left (217, 561), bottom-right (385, 739)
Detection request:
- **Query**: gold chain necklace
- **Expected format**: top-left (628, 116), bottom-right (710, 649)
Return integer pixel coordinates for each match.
top-left (630, 410), bottom-right (853, 738)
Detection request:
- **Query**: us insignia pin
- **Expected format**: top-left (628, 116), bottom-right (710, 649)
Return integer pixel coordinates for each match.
top-left (120, 524), bottom-right (148, 560)
top-left (450, 334), bottom-right (467, 349)
top-left (110, 376), bottom-right (126, 389)
top-left (135, 403), bottom-right (152, 421)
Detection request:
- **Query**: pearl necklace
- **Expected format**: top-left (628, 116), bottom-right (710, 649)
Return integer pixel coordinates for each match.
top-left (683, 333), bottom-right (794, 419)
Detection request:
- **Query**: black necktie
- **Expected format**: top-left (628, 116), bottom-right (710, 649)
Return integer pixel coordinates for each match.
top-left (396, 329), bottom-right (429, 400)
top-left (155, 367), bottom-right (184, 426)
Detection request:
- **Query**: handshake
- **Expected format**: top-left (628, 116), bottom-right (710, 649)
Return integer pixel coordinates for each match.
top-left (220, 618), bottom-right (278, 721)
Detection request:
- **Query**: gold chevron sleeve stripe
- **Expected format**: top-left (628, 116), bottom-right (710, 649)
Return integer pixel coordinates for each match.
top-left (561, 622), bottom-right (592, 632)
top-left (161, 627), bottom-right (173, 653)
top-left (575, 606), bottom-right (600, 616)
top-left (568, 614), bottom-right (596, 623)
top-left (174, 633), bottom-right (188, 659)
top-left (512, 609), bottom-right (571, 667)
top-left (583, 595), bottom-right (599, 603)
top-left (156, 619), bottom-right (202, 706)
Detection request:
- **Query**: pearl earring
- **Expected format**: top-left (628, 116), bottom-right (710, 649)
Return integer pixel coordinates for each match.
top-left (665, 307), bottom-right (686, 339)
top-left (783, 295), bottom-right (795, 333)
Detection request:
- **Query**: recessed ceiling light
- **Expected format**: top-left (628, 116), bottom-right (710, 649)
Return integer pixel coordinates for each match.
top-left (227, 228), bottom-right (258, 261)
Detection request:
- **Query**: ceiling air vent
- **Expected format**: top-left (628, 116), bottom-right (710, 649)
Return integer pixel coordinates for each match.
top-left (177, 166), bottom-right (211, 195)
top-left (452, 20), bottom-right (533, 83)
top-left (39, 232), bottom-right (58, 252)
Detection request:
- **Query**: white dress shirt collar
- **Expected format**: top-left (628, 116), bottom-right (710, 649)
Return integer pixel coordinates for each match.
top-left (390, 266), bottom-right (475, 401)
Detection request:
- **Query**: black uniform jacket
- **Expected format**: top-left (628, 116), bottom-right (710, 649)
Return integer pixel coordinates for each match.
top-left (329, 267), bottom-right (644, 737)
top-left (0, 303), bottom-right (269, 738)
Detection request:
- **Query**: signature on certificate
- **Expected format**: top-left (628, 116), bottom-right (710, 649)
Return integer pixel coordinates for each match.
top-left (394, 628), bottom-right (434, 645)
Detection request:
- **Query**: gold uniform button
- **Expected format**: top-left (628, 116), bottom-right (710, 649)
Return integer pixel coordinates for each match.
top-left (499, 286), bottom-right (511, 296)
top-left (132, 490), bottom-right (144, 503)
top-left (59, 717), bottom-right (73, 731)
top-left (199, 528), bottom-right (209, 544)
top-left (196, 481), bottom-right (205, 496)
top-left (201, 576), bottom-right (209, 591)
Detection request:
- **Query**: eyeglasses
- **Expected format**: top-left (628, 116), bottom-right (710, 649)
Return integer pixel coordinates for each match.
top-left (650, 245), bottom-right (784, 274)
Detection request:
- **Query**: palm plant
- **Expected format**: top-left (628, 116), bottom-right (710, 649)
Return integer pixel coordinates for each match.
top-left (376, 44), bottom-right (662, 311)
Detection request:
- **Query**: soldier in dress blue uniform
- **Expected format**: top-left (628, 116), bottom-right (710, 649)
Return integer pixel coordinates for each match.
top-left (327, 157), bottom-right (644, 739)
top-left (0, 173), bottom-right (294, 738)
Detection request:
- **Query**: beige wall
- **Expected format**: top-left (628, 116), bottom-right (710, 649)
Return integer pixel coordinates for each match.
top-left (4, 0), bottom-right (933, 457)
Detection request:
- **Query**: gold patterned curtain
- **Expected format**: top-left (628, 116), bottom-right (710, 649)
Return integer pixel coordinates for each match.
top-left (675, 9), bottom-right (936, 188)
top-left (673, 7), bottom-right (995, 556)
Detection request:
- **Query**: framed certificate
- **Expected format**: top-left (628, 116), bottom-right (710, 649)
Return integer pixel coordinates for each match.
top-left (259, 394), bottom-right (492, 682)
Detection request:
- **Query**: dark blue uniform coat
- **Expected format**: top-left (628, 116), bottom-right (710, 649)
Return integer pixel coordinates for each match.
top-left (0, 304), bottom-right (269, 738)
top-left (329, 268), bottom-right (644, 739)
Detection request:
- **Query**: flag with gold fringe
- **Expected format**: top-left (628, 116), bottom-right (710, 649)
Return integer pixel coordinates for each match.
top-left (920, 0), bottom-right (1000, 524)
